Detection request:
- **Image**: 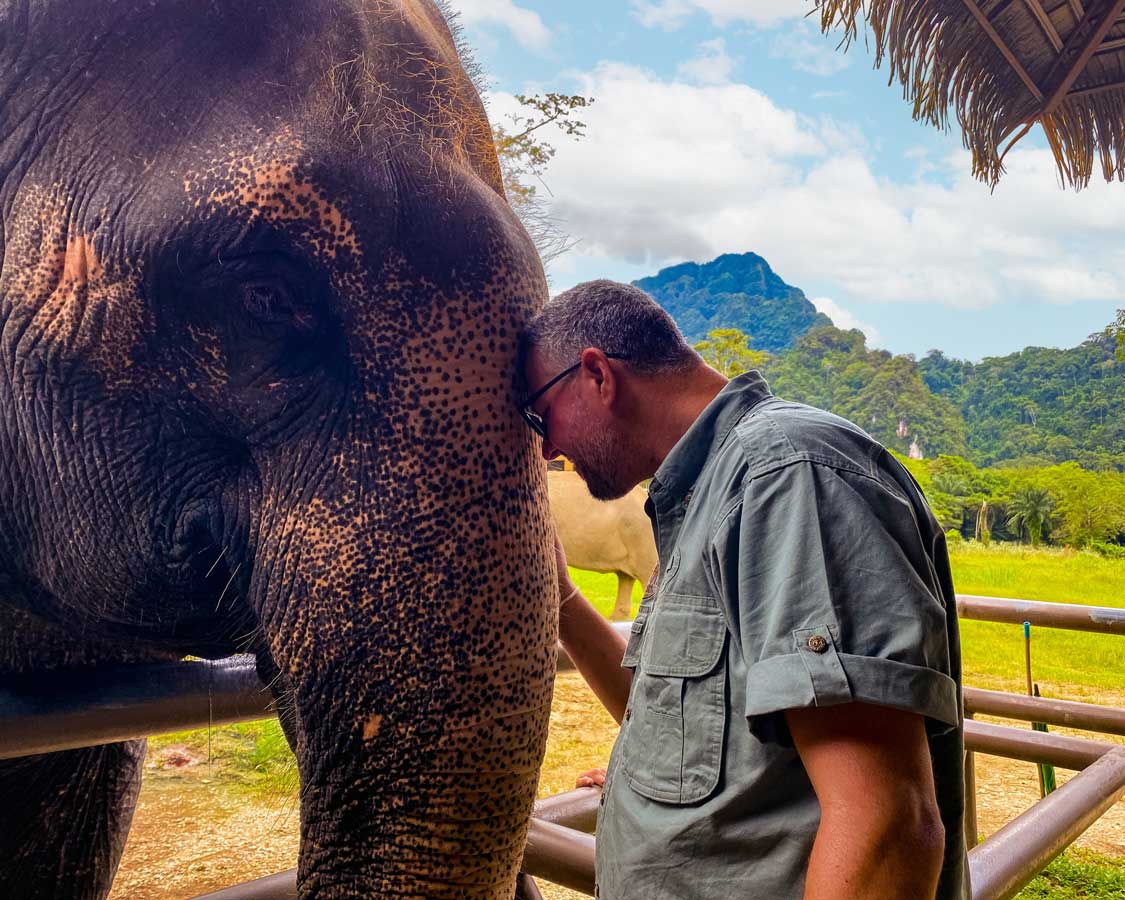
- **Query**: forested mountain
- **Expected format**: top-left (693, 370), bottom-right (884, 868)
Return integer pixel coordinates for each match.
top-left (633, 253), bottom-right (831, 350)
top-left (762, 326), bottom-right (968, 459)
top-left (919, 340), bottom-right (1125, 470)
top-left (640, 252), bottom-right (1125, 471)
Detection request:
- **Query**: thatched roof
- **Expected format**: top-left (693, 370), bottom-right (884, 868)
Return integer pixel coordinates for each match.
top-left (816, 0), bottom-right (1125, 188)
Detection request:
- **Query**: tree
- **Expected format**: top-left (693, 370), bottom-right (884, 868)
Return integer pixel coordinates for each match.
top-left (1106, 309), bottom-right (1125, 362)
top-left (974, 500), bottom-right (994, 545)
top-left (1005, 485), bottom-right (1056, 547)
top-left (694, 328), bottom-right (770, 377)
top-left (1045, 463), bottom-right (1125, 547)
top-left (492, 93), bottom-right (593, 264)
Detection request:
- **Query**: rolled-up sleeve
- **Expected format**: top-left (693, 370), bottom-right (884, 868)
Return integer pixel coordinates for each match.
top-left (711, 459), bottom-right (959, 740)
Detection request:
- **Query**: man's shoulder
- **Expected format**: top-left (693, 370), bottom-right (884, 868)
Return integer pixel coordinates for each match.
top-left (730, 396), bottom-right (885, 481)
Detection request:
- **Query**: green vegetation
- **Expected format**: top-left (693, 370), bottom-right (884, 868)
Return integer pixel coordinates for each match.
top-left (895, 453), bottom-right (1125, 550)
top-left (756, 323), bottom-right (1125, 470)
top-left (920, 340), bottom-right (1125, 470)
top-left (1107, 309), bottom-right (1124, 361)
top-left (764, 325), bottom-right (968, 458)
top-left (148, 719), bottom-right (297, 799)
top-left (694, 328), bottom-right (770, 378)
top-left (949, 543), bottom-right (1125, 693)
top-left (1015, 850), bottom-right (1125, 899)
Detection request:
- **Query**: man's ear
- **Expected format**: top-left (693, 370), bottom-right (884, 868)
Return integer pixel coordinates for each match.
top-left (579, 347), bottom-right (618, 408)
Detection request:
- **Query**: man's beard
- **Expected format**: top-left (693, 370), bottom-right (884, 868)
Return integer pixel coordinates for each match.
top-left (569, 425), bottom-right (640, 501)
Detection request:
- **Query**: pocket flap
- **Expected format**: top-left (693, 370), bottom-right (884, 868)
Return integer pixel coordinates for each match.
top-left (643, 598), bottom-right (727, 677)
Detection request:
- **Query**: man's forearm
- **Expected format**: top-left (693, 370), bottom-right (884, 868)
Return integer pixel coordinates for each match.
top-left (558, 591), bottom-right (632, 723)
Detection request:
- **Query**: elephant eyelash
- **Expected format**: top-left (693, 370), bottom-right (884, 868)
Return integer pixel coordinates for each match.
top-left (234, 277), bottom-right (322, 336)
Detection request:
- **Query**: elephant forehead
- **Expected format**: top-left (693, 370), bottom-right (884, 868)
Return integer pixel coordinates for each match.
top-left (183, 134), bottom-right (365, 266)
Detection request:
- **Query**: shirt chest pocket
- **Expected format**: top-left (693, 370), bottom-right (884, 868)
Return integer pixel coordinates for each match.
top-left (621, 595), bottom-right (728, 805)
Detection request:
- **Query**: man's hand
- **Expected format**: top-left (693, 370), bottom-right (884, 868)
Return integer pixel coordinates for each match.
top-left (786, 703), bottom-right (946, 900)
top-left (575, 767), bottom-right (606, 789)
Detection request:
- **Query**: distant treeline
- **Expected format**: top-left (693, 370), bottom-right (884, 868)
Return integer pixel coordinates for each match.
top-left (895, 453), bottom-right (1125, 554)
top-left (697, 324), bottom-right (1125, 472)
top-left (692, 325), bottom-right (1125, 550)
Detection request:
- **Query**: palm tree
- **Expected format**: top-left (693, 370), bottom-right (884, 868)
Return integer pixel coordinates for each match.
top-left (1006, 486), bottom-right (1056, 547)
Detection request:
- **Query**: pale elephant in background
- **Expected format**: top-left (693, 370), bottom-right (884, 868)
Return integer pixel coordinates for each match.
top-left (548, 470), bottom-right (658, 620)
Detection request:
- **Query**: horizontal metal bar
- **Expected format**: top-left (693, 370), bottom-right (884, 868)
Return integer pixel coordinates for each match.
top-left (968, 749), bottom-right (1125, 900)
top-left (516, 872), bottom-right (545, 900)
top-left (965, 687), bottom-right (1125, 737)
top-left (956, 595), bottom-right (1125, 635)
top-left (531, 787), bottom-right (601, 833)
top-left (189, 871), bottom-right (294, 900)
top-left (2, 597), bottom-right (1119, 762)
top-left (964, 720), bottom-right (1118, 770)
top-left (0, 656), bottom-right (273, 760)
top-left (186, 815), bottom-right (597, 900)
top-left (524, 818), bottom-right (596, 894)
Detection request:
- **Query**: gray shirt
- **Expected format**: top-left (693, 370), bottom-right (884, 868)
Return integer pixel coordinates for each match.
top-left (594, 372), bottom-right (968, 900)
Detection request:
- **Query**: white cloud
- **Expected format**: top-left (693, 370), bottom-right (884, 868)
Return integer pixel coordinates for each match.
top-left (449, 0), bottom-right (550, 50)
top-left (505, 63), bottom-right (1125, 313)
top-left (811, 297), bottom-right (882, 345)
top-left (491, 61), bottom-right (822, 263)
top-left (770, 24), bottom-right (852, 76)
top-left (630, 0), bottom-right (693, 29)
top-left (631, 0), bottom-right (815, 29)
top-left (676, 39), bottom-right (736, 85)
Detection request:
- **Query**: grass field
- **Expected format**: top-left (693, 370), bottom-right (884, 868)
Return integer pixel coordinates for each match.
top-left (146, 542), bottom-right (1125, 899)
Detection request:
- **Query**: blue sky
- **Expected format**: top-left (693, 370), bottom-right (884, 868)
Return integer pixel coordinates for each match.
top-left (449, 0), bottom-right (1124, 362)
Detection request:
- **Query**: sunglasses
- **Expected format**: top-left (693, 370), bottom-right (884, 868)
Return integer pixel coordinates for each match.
top-left (519, 354), bottom-right (627, 440)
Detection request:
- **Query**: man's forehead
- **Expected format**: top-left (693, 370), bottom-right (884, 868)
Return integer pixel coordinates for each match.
top-left (521, 346), bottom-right (549, 391)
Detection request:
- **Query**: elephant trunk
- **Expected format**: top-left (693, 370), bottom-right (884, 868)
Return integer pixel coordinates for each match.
top-left (253, 427), bottom-right (557, 898)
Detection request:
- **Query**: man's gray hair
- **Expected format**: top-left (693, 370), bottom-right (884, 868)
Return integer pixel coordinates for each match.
top-left (524, 280), bottom-right (700, 376)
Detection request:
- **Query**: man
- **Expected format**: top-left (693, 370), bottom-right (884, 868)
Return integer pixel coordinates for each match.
top-left (519, 280), bottom-right (968, 900)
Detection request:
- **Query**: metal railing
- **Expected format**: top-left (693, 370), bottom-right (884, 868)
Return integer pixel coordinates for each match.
top-left (1, 594), bottom-right (1122, 900)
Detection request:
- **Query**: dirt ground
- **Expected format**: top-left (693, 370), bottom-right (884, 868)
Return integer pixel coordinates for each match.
top-left (109, 673), bottom-right (1125, 900)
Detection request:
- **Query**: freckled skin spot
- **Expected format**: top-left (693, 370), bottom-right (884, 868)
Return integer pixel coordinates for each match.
top-left (363, 714), bottom-right (384, 740)
top-left (0, 1), bottom-right (555, 897)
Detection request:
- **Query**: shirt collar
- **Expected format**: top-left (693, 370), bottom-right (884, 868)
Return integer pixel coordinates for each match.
top-left (650, 370), bottom-right (773, 505)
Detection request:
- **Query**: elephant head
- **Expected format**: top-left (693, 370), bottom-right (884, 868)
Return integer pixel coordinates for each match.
top-left (0, 0), bottom-right (555, 895)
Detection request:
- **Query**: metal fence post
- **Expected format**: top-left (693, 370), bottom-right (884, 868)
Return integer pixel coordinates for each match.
top-left (964, 712), bottom-right (978, 847)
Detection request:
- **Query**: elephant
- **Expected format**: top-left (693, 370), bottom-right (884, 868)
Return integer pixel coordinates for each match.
top-left (548, 470), bottom-right (657, 620)
top-left (0, 1), bottom-right (557, 898)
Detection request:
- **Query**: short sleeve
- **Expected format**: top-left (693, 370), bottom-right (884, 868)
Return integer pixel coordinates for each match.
top-left (710, 460), bottom-right (960, 741)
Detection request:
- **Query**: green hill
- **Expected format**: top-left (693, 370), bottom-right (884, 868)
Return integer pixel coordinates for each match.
top-left (762, 326), bottom-right (968, 460)
top-left (632, 252), bottom-right (831, 351)
top-left (919, 341), bottom-right (1125, 470)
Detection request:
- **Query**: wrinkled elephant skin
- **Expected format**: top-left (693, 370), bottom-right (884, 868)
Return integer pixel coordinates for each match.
top-left (0, 2), bottom-right (556, 897)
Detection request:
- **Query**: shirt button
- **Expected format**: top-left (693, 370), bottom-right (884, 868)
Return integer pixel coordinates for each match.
top-left (807, 634), bottom-right (829, 654)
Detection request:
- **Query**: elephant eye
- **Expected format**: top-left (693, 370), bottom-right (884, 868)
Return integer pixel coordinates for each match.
top-left (238, 279), bottom-right (318, 333)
